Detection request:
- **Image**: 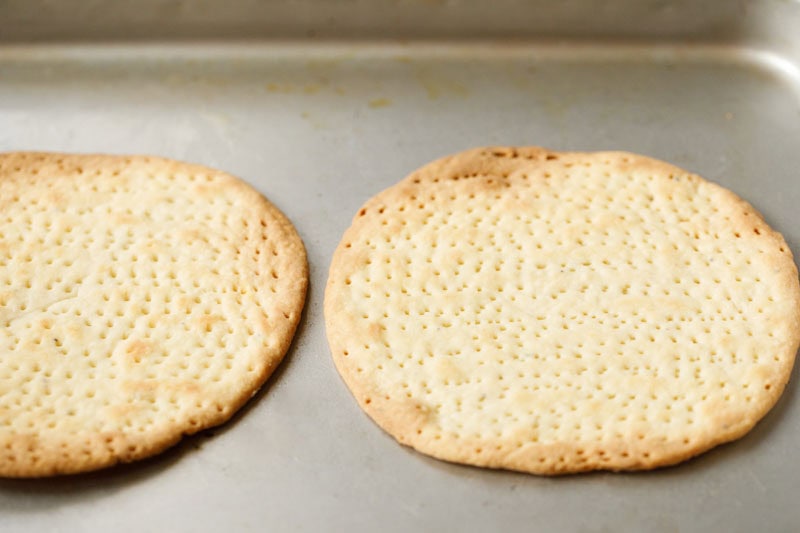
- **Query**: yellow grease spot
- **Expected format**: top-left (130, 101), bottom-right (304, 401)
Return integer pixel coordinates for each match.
top-left (368, 98), bottom-right (392, 109)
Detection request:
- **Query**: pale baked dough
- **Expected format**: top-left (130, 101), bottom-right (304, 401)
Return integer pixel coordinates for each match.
top-left (325, 147), bottom-right (800, 474)
top-left (0, 153), bottom-right (307, 477)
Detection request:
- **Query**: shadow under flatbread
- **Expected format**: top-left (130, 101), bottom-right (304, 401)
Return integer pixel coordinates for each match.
top-left (0, 276), bottom-right (311, 510)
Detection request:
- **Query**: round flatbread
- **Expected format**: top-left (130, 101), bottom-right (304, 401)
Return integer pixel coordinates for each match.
top-left (0, 152), bottom-right (308, 477)
top-left (325, 147), bottom-right (800, 474)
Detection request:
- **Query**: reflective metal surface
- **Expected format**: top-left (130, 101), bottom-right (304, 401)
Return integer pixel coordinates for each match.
top-left (1, 2), bottom-right (800, 531)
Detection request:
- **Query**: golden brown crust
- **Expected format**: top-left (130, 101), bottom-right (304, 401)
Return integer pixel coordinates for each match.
top-left (324, 146), bottom-right (800, 475)
top-left (0, 152), bottom-right (308, 477)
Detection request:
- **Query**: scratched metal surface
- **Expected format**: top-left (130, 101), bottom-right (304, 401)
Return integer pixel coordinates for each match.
top-left (1, 2), bottom-right (800, 532)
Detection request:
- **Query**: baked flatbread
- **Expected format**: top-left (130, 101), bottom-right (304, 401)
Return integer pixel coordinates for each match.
top-left (325, 147), bottom-right (800, 474)
top-left (0, 152), bottom-right (307, 477)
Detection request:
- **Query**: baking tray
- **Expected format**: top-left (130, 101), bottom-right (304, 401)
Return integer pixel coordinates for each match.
top-left (1, 1), bottom-right (800, 531)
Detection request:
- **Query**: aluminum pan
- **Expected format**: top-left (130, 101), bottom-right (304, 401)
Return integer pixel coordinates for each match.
top-left (0, 0), bottom-right (799, 56)
top-left (0, 19), bottom-right (799, 533)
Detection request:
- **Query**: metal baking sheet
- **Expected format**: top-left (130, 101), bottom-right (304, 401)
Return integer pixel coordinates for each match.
top-left (1, 1), bottom-right (800, 531)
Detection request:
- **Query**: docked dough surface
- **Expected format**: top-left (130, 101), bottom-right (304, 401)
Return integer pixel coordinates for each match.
top-left (325, 147), bottom-right (800, 474)
top-left (0, 153), bottom-right (308, 477)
